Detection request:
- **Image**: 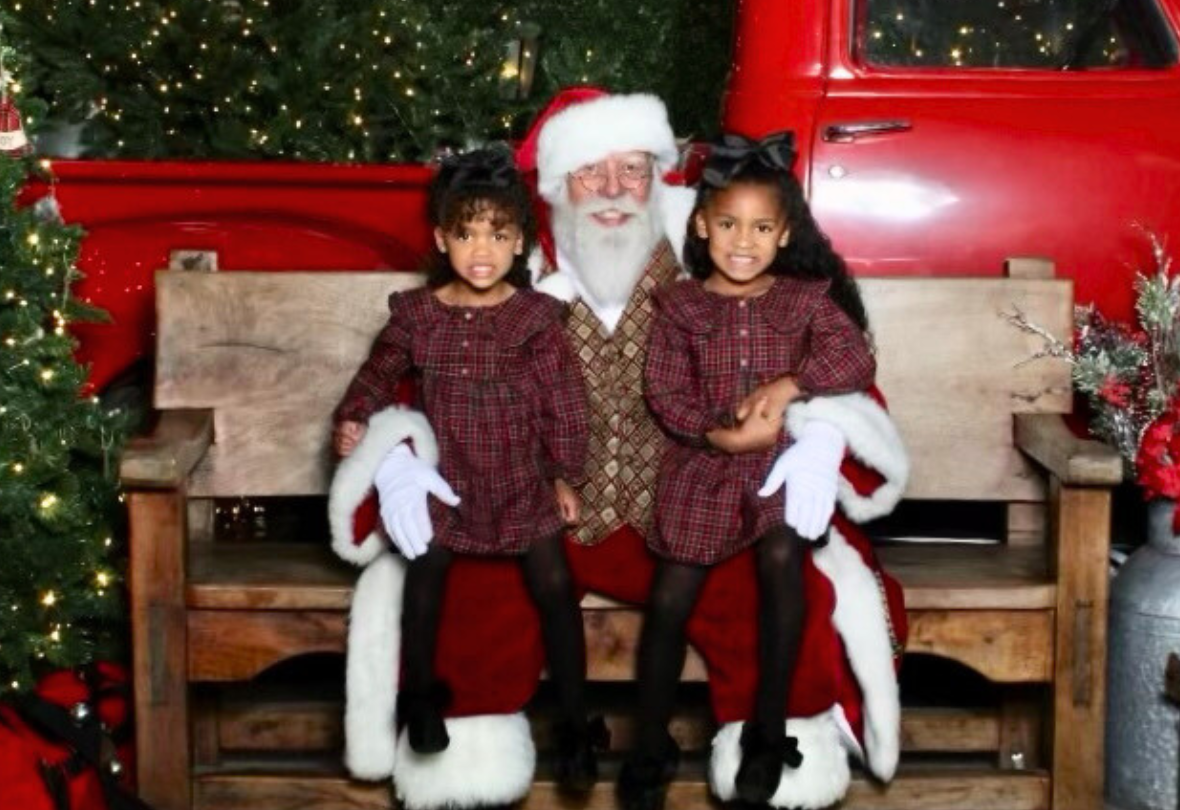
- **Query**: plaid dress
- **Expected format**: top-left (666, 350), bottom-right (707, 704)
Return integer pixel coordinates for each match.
top-left (335, 288), bottom-right (589, 555)
top-left (645, 277), bottom-right (875, 565)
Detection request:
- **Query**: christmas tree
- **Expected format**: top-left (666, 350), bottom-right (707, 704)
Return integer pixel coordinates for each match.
top-left (7, 0), bottom-right (731, 162)
top-left (0, 31), bottom-right (127, 694)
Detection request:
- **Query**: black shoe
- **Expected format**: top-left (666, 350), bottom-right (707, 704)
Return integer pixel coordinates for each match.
top-left (553, 716), bottom-right (610, 795)
top-left (397, 682), bottom-right (451, 754)
top-left (734, 722), bottom-right (803, 804)
top-left (617, 733), bottom-right (680, 810)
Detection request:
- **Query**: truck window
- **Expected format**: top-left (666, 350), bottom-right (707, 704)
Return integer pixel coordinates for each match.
top-left (858, 0), bottom-right (1177, 68)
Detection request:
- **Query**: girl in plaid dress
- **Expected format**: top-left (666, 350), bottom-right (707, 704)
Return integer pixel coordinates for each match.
top-left (622, 133), bottom-right (876, 809)
top-left (333, 149), bottom-right (602, 792)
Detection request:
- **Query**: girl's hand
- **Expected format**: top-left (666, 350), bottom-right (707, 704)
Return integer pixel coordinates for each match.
top-left (334, 420), bottom-right (367, 457)
top-left (736, 375), bottom-right (801, 424)
top-left (707, 398), bottom-right (782, 454)
top-left (555, 479), bottom-right (581, 525)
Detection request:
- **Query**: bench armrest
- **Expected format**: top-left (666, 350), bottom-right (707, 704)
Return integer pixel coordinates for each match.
top-left (1014, 413), bottom-right (1122, 486)
top-left (120, 409), bottom-right (213, 489)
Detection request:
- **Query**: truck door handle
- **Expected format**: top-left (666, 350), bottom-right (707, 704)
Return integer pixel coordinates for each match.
top-left (822, 120), bottom-right (912, 143)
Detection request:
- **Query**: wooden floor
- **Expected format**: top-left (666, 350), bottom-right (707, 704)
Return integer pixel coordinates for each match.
top-left (190, 754), bottom-right (1056, 810)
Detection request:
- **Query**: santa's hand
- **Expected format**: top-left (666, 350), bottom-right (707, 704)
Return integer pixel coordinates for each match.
top-left (373, 444), bottom-right (460, 560)
top-left (758, 419), bottom-right (845, 540)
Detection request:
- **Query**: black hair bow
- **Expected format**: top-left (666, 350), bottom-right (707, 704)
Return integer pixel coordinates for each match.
top-left (440, 146), bottom-right (518, 189)
top-left (702, 131), bottom-right (797, 188)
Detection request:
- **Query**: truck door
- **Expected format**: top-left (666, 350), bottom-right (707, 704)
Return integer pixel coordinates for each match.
top-left (808, 0), bottom-right (1180, 318)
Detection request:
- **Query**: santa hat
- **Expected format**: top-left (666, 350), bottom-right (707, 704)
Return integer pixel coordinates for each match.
top-left (516, 87), bottom-right (680, 205)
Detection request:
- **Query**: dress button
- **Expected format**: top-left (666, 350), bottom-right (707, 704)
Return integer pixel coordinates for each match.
top-left (464, 312), bottom-right (473, 321)
top-left (461, 368), bottom-right (469, 376)
top-left (462, 340), bottom-right (469, 348)
top-left (738, 300), bottom-right (747, 309)
top-left (739, 358), bottom-right (748, 368)
top-left (739, 328), bottom-right (749, 337)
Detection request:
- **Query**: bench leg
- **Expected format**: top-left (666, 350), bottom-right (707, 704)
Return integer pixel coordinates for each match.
top-left (1050, 482), bottom-right (1110, 810)
top-left (129, 490), bottom-right (191, 810)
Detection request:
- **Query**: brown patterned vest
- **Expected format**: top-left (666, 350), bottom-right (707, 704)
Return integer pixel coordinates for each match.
top-left (553, 241), bottom-right (682, 545)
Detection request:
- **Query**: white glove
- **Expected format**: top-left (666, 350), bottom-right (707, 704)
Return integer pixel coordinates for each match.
top-left (758, 419), bottom-right (845, 541)
top-left (373, 444), bottom-right (460, 560)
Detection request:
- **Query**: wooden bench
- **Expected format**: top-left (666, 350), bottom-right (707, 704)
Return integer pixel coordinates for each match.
top-left (121, 263), bottom-right (1120, 810)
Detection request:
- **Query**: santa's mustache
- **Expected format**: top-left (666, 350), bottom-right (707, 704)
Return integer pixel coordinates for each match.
top-left (574, 196), bottom-right (647, 220)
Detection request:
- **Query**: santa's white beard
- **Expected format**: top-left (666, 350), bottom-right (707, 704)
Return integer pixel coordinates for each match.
top-left (551, 192), bottom-right (662, 309)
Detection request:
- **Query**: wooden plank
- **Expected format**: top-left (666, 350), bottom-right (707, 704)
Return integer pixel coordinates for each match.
top-left (188, 541), bottom-right (1058, 612)
top-left (188, 610), bottom-right (347, 682)
top-left (192, 769), bottom-right (1049, 810)
top-left (1015, 413), bottom-right (1123, 486)
top-left (1049, 483), bottom-right (1110, 810)
top-left (212, 699), bottom-right (997, 756)
top-left (878, 543), bottom-right (1054, 610)
top-left (1008, 502), bottom-right (1047, 547)
top-left (860, 277), bottom-right (1072, 502)
top-left (218, 700), bottom-right (346, 753)
top-left (155, 271), bottom-right (424, 409)
top-left (902, 707), bottom-right (1000, 753)
top-left (906, 610), bottom-right (1054, 683)
top-left (120, 409), bottom-right (213, 488)
top-left (1005, 257), bottom-right (1056, 280)
top-left (188, 543), bottom-right (357, 610)
top-left (159, 274), bottom-right (1070, 499)
top-left (127, 490), bottom-right (191, 810)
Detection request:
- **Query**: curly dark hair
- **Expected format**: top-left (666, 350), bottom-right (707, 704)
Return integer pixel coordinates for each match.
top-left (683, 156), bottom-right (870, 332)
top-left (425, 146), bottom-right (535, 290)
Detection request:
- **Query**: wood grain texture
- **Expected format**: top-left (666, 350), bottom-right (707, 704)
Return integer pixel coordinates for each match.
top-left (191, 769), bottom-right (1049, 810)
top-left (1014, 413), bottom-right (1123, 486)
top-left (187, 610), bottom-right (347, 682)
top-left (877, 543), bottom-right (1054, 610)
top-left (120, 409), bottom-right (213, 488)
top-left (1049, 483), bottom-right (1111, 810)
top-left (155, 274), bottom-right (1071, 499)
top-left (906, 610), bottom-right (1054, 683)
top-left (860, 277), bottom-right (1072, 502)
top-left (209, 699), bottom-right (999, 756)
top-left (128, 490), bottom-right (191, 810)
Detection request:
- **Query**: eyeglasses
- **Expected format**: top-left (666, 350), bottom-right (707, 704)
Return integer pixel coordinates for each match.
top-left (570, 158), bottom-right (653, 192)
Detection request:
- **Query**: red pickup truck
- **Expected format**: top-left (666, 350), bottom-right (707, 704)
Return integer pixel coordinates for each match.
top-left (38, 0), bottom-right (1180, 392)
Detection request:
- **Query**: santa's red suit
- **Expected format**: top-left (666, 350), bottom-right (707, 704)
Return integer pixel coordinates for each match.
top-left (328, 90), bottom-right (909, 810)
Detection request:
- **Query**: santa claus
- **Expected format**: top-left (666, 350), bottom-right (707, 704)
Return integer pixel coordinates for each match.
top-left (329, 88), bottom-right (910, 810)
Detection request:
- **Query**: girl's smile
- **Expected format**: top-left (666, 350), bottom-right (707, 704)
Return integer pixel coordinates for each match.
top-left (694, 182), bottom-right (789, 296)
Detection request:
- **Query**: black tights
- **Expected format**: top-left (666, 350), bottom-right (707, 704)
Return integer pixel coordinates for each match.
top-left (633, 526), bottom-right (807, 755)
top-left (400, 535), bottom-right (588, 729)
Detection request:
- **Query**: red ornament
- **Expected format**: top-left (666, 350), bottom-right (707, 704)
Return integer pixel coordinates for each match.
top-left (0, 96), bottom-right (30, 157)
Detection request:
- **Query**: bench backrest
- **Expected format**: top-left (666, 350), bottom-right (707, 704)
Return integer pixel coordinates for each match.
top-left (154, 271), bottom-right (1072, 501)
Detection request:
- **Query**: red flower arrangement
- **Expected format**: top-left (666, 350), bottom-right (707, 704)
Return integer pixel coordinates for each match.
top-left (1137, 398), bottom-right (1180, 504)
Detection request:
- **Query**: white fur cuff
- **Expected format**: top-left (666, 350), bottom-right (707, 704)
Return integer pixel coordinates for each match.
top-left (394, 713), bottom-right (536, 809)
top-left (786, 392), bottom-right (910, 523)
top-left (328, 406), bottom-right (440, 566)
top-left (709, 715), bottom-right (851, 810)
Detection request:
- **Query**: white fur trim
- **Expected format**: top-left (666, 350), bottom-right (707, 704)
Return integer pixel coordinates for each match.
top-left (344, 552), bottom-right (405, 779)
top-left (786, 392), bottom-right (909, 522)
top-left (658, 183), bottom-right (697, 266)
top-left (814, 527), bottom-right (901, 781)
top-left (393, 713), bottom-right (536, 809)
top-left (328, 406), bottom-right (440, 566)
top-left (534, 270), bottom-right (579, 303)
top-left (709, 715), bottom-right (851, 810)
top-left (537, 93), bottom-right (677, 204)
